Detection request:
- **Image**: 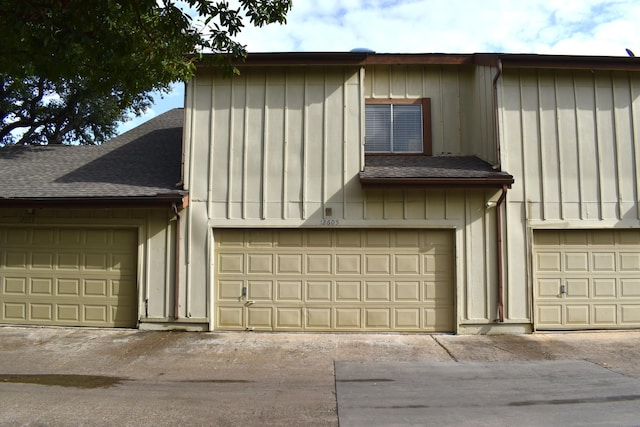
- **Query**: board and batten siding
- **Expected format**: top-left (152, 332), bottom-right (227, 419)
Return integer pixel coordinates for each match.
top-left (363, 64), bottom-right (497, 163)
top-left (500, 68), bottom-right (640, 322)
top-left (182, 64), bottom-right (514, 331)
top-left (0, 207), bottom-right (180, 327)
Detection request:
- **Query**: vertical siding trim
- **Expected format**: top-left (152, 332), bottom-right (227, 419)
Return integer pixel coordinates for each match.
top-left (424, 190), bottom-right (429, 219)
top-left (262, 72), bottom-right (269, 220)
top-left (572, 75), bottom-right (584, 220)
top-left (612, 74), bottom-right (624, 220)
top-left (536, 71), bottom-right (547, 220)
top-left (517, 71), bottom-right (529, 221)
top-left (631, 75), bottom-right (640, 219)
top-left (207, 77), bottom-right (215, 219)
top-left (241, 76), bottom-right (249, 219)
top-left (592, 72), bottom-right (604, 220)
top-left (483, 196), bottom-right (491, 319)
top-left (403, 190), bottom-right (407, 220)
top-left (144, 214), bottom-right (151, 313)
top-left (226, 76), bottom-right (235, 219)
top-left (302, 69), bottom-right (308, 219)
top-left (282, 70), bottom-right (289, 220)
top-left (359, 67), bottom-right (366, 172)
top-left (553, 73), bottom-right (564, 220)
top-left (164, 218), bottom-right (172, 316)
top-left (322, 70), bottom-right (328, 213)
top-left (342, 68), bottom-right (348, 219)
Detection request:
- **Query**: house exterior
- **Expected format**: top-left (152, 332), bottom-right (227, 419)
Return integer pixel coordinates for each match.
top-left (3, 52), bottom-right (640, 334)
top-left (174, 51), bottom-right (640, 334)
top-left (0, 110), bottom-right (188, 329)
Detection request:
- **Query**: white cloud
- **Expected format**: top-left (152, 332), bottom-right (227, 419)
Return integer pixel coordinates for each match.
top-left (121, 0), bottom-right (640, 134)
top-left (234, 0), bottom-right (639, 56)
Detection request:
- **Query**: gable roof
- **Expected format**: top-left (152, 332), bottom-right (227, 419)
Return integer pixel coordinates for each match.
top-left (0, 108), bottom-right (186, 207)
top-left (359, 155), bottom-right (514, 188)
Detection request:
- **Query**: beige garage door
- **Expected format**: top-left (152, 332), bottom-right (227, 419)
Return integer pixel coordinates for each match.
top-left (214, 229), bottom-right (454, 332)
top-left (534, 229), bottom-right (640, 330)
top-left (0, 227), bottom-right (138, 327)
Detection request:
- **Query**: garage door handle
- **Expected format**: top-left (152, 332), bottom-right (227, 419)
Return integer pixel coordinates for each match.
top-left (244, 300), bottom-right (255, 306)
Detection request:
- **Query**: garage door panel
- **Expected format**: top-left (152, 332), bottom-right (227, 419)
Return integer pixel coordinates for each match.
top-left (621, 305), bottom-right (640, 323)
top-left (31, 278), bottom-right (53, 295)
top-left (276, 308), bottom-right (303, 329)
top-left (307, 254), bottom-right (332, 274)
top-left (5, 252), bottom-right (27, 269)
top-left (592, 253), bottom-right (616, 271)
top-left (593, 278), bottom-right (616, 298)
top-left (0, 227), bottom-right (138, 328)
top-left (31, 304), bottom-right (52, 320)
top-left (3, 303), bottom-right (26, 320)
top-left (306, 281), bottom-right (331, 301)
top-left (217, 307), bottom-right (243, 328)
top-left (85, 305), bottom-right (108, 323)
top-left (364, 281), bottom-right (391, 301)
top-left (248, 254), bottom-right (273, 274)
top-left (277, 254), bottom-right (303, 274)
top-left (4, 277), bottom-right (26, 294)
top-left (395, 308), bottom-right (420, 329)
top-left (534, 229), bottom-right (640, 330)
top-left (566, 278), bottom-right (589, 298)
top-left (593, 305), bottom-right (617, 325)
top-left (335, 308), bottom-right (361, 329)
top-left (57, 304), bottom-right (80, 322)
top-left (276, 281), bottom-right (302, 301)
top-left (336, 254), bottom-right (361, 274)
top-left (57, 279), bottom-right (80, 296)
top-left (247, 307), bottom-right (272, 329)
top-left (336, 281), bottom-right (361, 301)
top-left (214, 229), bottom-right (454, 332)
top-left (248, 280), bottom-right (272, 300)
top-left (306, 308), bottom-right (331, 329)
top-left (565, 305), bottom-right (589, 325)
top-left (396, 281), bottom-right (420, 301)
top-left (395, 254), bottom-right (420, 274)
top-left (620, 253), bottom-right (640, 271)
top-left (365, 308), bottom-right (391, 328)
top-left (621, 279), bottom-right (640, 297)
top-left (32, 253), bottom-right (54, 269)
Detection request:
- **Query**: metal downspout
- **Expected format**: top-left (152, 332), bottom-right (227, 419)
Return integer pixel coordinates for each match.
top-left (491, 57), bottom-right (507, 323)
top-left (172, 203), bottom-right (181, 320)
top-left (492, 58), bottom-right (503, 170)
top-left (496, 185), bottom-right (508, 322)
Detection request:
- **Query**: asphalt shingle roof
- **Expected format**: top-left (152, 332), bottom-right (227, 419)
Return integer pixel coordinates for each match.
top-left (0, 108), bottom-right (186, 204)
top-left (359, 155), bottom-right (514, 187)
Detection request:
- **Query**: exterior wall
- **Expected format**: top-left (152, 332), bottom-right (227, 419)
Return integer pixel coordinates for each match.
top-left (182, 64), bottom-right (522, 333)
top-left (364, 64), bottom-right (497, 162)
top-left (500, 68), bottom-right (640, 323)
top-left (0, 207), bottom-right (183, 329)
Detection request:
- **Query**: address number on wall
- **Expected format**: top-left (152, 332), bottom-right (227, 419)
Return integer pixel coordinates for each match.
top-left (320, 219), bottom-right (339, 226)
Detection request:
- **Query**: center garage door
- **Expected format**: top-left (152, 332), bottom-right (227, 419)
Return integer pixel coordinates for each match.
top-left (0, 227), bottom-right (138, 327)
top-left (214, 229), bottom-right (454, 332)
top-left (534, 229), bottom-right (640, 330)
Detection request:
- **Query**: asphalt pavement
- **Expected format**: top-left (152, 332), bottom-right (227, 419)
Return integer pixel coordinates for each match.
top-left (0, 327), bottom-right (639, 426)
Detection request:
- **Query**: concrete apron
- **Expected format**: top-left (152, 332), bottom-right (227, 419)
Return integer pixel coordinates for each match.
top-left (336, 360), bottom-right (640, 427)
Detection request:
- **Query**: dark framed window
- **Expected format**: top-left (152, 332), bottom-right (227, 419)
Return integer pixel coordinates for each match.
top-left (365, 98), bottom-right (431, 155)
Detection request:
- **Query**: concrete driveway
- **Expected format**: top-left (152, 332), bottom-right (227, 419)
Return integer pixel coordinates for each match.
top-left (0, 327), bottom-right (639, 426)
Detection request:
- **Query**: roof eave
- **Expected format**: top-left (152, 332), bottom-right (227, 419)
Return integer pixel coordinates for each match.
top-left (359, 176), bottom-right (514, 189)
top-left (0, 194), bottom-right (189, 209)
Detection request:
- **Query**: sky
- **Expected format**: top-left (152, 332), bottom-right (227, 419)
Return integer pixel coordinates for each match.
top-left (117, 0), bottom-right (640, 134)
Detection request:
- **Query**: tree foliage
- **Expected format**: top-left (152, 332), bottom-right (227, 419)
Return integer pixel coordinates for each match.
top-left (0, 0), bottom-right (292, 145)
